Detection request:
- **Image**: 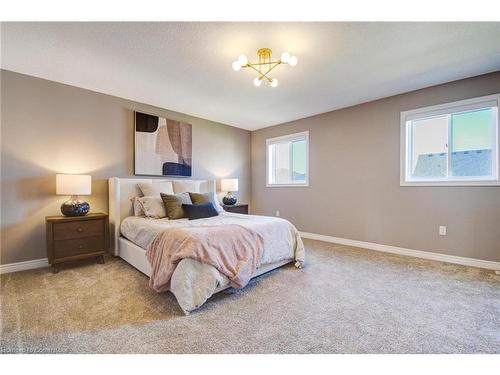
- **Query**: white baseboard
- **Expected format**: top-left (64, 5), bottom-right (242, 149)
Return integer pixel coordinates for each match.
top-left (0, 258), bottom-right (49, 274)
top-left (1, 236), bottom-right (498, 274)
top-left (299, 231), bottom-right (500, 271)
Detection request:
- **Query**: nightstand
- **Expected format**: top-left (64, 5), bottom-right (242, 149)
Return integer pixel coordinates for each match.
top-left (46, 213), bottom-right (109, 273)
top-left (222, 204), bottom-right (249, 214)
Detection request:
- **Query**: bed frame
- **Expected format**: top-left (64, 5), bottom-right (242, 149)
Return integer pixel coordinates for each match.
top-left (108, 177), bottom-right (292, 293)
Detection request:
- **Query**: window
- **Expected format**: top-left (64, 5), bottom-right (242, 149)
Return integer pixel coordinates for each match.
top-left (400, 94), bottom-right (499, 186)
top-left (267, 131), bottom-right (309, 186)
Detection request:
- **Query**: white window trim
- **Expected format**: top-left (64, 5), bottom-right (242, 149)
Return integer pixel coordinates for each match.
top-left (400, 93), bottom-right (500, 187)
top-left (266, 131), bottom-right (309, 187)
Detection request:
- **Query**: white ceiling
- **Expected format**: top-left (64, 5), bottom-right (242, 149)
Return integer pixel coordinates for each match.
top-left (2, 22), bottom-right (500, 130)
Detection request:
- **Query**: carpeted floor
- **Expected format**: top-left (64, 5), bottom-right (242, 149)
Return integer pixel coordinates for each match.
top-left (1, 239), bottom-right (499, 353)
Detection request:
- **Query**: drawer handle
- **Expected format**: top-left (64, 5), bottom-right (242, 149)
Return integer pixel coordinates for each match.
top-left (77, 227), bottom-right (83, 233)
top-left (78, 244), bottom-right (84, 249)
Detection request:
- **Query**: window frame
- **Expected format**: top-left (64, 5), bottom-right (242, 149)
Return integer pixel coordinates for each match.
top-left (400, 94), bottom-right (500, 186)
top-left (266, 130), bottom-right (310, 187)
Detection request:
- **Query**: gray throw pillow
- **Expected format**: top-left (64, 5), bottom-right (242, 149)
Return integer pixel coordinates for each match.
top-left (160, 192), bottom-right (192, 220)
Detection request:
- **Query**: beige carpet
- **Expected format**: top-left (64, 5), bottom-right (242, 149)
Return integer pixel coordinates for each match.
top-left (1, 239), bottom-right (499, 353)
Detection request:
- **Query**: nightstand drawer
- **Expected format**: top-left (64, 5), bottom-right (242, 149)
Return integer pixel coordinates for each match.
top-left (53, 220), bottom-right (103, 240)
top-left (54, 235), bottom-right (105, 259)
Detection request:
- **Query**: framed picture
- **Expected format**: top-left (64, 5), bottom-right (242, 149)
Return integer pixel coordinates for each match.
top-left (134, 111), bottom-right (192, 177)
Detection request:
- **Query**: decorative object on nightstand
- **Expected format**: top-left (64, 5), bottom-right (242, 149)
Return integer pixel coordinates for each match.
top-left (56, 174), bottom-right (91, 216)
top-left (223, 203), bottom-right (248, 214)
top-left (46, 213), bottom-right (109, 273)
top-left (221, 178), bottom-right (239, 205)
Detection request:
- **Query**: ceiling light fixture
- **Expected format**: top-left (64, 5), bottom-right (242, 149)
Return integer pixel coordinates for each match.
top-left (232, 48), bottom-right (298, 87)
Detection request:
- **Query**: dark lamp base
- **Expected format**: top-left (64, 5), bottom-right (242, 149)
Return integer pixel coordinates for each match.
top-left (222, 193), bottom-right (237, 206)
top-left (61, 196), bottom-right (90, 216)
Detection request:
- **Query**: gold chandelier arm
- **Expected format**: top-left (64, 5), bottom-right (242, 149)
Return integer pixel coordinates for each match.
top-left (245, 62), bottom-right (280, 82)
top-left (246, 64), bottom-right (260, 74)
top-left (263, 62), bottom-right (281, 76)
top-left (245, 60), bottom-right (282, 66)
top-left (247, 64), bottom-right (272, 82)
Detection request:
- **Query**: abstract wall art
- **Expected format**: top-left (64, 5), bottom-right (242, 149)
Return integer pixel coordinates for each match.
top-left (135, 112), bottom-right (192, 177)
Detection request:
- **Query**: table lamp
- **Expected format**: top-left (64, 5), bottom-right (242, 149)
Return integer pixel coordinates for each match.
top-left (221, 178), bottom-right (239, 205)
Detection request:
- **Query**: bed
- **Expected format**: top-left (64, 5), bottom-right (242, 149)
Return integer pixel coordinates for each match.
top-left (108, 177), bottom-right (305, 314)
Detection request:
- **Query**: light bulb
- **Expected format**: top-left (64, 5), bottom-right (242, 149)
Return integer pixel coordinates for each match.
top-left (253, 77), bottom-right (262, 87)
top-left (280, 52), bottom-right (290, 64)
top-left (232, 61), bottom-right (241, 71)
top-left (238, 55), bottom-right (248, 66)
top-left (288, 56), bottom-right (298, 67)
top-left (270, 78), bottom-right (279, 88)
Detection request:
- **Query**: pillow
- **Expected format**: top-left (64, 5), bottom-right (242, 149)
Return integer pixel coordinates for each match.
top-left (137, 181), bottom-right (174, 197)
top-left (137, 196), bottom-right (166, 218)
top-left (160, 192), bottom-right (192, 220)
top-left (172, 180), bottom-right (201, 194)
top-left (189, 192), bottom-right (224, 213)
top-left (182, 203), bottom-right (219, 220)
top-left (131, 197), bottom-right (145, 216)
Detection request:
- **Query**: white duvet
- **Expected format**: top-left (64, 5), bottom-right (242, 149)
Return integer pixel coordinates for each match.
top-left (120, 212), bottom-right (305, 314)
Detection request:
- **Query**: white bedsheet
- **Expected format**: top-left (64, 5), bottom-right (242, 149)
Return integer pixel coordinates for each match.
top-left (120, 212), bottom-right (305, 314)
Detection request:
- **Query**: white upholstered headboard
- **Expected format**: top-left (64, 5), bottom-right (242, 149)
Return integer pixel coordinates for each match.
top-left (108, 177), bottom-right (216, 255)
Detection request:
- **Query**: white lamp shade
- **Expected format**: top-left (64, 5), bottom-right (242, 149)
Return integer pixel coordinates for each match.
top-left (56, 174), bottom-right (91, 196)
top-left (221, 178), bottom-right (239, 192)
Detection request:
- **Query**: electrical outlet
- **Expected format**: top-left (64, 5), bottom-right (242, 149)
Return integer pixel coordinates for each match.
top-left (439, 226), bottom-right (447, 236)
top-left (276, 210), bottom-right (280, 217)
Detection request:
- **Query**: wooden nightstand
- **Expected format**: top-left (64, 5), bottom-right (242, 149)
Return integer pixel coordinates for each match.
top-left (222, 204), bottom-right (249, 214)
top-left (46, 213), bottom-right (109, 273)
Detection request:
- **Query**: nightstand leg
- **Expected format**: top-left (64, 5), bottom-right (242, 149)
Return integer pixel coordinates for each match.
top-left (52, 264), bottom-right (59, 274)
top-left (100, 255), bottom-right (105, 264)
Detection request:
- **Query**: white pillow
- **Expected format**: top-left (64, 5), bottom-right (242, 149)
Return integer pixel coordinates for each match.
top-left (131, 197), bottom-right (145, 216)
top-left (138, 181), bottom-right (174, 197)
top-left (214, 199), bottom-right (224, 213)
top-left (137, 196), bottom-right (166, 218)
top-left (173, 180), bottom-right (201, 194)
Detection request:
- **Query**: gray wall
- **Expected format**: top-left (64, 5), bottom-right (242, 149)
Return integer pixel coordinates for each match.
top-left (252, 72), bottom-right (500, 262)
top-left (1, 70), bottom-right (251, 264)
top-left (3, 69), bottom-right (500, 265)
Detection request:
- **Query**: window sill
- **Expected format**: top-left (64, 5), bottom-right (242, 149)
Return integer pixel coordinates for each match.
top-left (400, 180), bottom-right (500, 187)
top-left (266, 183), bottom-right (309, 188)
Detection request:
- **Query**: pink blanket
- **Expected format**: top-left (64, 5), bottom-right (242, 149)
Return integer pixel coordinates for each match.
top-left (146, 224), bottom-right (264, 292)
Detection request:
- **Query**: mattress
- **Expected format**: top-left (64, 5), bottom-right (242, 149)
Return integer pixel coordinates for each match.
top-left (120, 212), bottom-right (303, 266)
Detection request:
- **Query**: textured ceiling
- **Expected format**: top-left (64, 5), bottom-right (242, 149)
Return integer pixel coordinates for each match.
top-left (2, 22), bottom-right (500, 130)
